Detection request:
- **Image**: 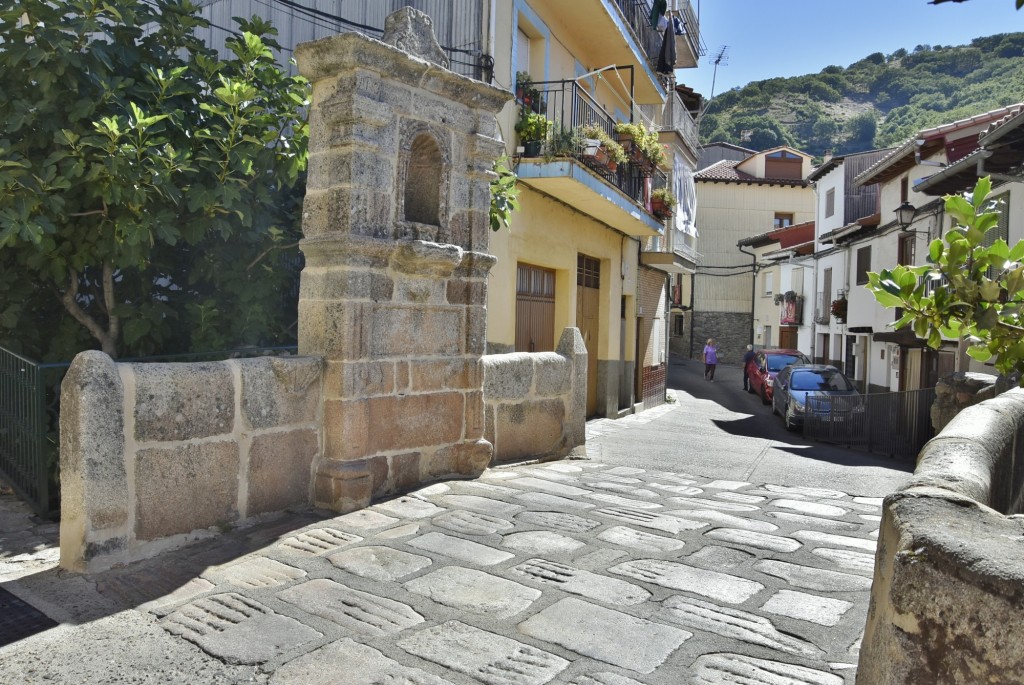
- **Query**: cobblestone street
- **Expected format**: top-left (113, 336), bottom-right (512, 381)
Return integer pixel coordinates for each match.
top-left (0, 364), bottom-right (914, 684)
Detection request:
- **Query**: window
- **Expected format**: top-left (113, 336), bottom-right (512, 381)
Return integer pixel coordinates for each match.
top-left (856, 246), bottom-right (872, 285)
top-left (900, 176), bottom-right (909, 203)
top-left (774, 213), bottom-right (794, 229)
top-left (763, 271), bottom-right (774, 296)
top-left (825, 188), bottom-right (835, 218)
top-left (515, 28), bottom-right (531, 76)
top-left (898, 234), bottom-right (916, 265)
top-left (516, 263), bottom-right (555, 353)
top-left (765, 150), bottom-right (803, 180)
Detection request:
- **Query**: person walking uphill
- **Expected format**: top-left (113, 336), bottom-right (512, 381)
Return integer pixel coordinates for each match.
top-left (742, 344), bottom-right (756, 391)
top-left (703, 338), bottom-right (719, 381)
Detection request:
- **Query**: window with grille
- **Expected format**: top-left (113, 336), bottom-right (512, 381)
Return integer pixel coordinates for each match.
top-left (577, 254), bottom-right (600, 288)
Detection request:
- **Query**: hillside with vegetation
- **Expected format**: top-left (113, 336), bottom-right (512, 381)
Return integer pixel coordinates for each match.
top-left (698, 33), bottom-right (1024, 159)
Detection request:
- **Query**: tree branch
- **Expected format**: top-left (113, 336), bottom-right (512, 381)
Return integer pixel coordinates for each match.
top-left (247, 241), bottom-right (299, 270)
top-left (59, 269), bottom-right (117, 355)
top-left (102, 262), bottom-right (120, 350)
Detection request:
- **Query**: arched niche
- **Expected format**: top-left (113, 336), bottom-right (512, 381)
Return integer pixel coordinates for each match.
top-left (397, 126), bottom-right (449, 241)
top-left (405, 134), bottom-right (442, 225)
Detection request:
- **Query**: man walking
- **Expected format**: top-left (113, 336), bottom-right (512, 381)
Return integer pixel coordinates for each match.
top-left (742, 344), bottom-right (755, 391)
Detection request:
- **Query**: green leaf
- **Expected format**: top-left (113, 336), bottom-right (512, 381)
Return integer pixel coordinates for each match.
top-left (928, 238), bottom-right (944, 263)
top-left (972, 176), bottom-right (992, 209)
top-left (967, 345), bottom-right (993, 362)
top-left (945, 195), bottom-right (976, 226)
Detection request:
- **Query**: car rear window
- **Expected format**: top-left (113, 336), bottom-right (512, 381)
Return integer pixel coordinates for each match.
top-left (766, 354), bottom-right (803, 373)
top-left (791, 370), bottom-right (854, 391)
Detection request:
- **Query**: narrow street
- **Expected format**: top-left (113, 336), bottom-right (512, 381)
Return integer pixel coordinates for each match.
top-left (588, 355), bottom-right (914, 498)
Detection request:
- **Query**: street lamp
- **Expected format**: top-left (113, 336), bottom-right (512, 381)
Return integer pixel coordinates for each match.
top-left (895, 201), bottom-right (917, 229)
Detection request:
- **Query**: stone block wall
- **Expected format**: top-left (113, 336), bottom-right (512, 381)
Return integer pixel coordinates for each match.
top-left (60, 352), bottom-right (322, 572)
top-left (858, 388), bottom-right (1024, 684)
top-left (483, 328), bottom-right (587, 463)
top-left (691, 310), bottom-right (750, 365)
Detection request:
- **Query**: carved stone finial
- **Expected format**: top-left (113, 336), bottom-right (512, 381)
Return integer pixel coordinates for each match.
top-left (382, 7), bottom-right (450, 69)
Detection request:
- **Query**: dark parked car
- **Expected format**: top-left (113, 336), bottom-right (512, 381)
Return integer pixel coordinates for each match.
top-left (772, 364), bottom-right (861, 431)
top-left (746, 349), bottom-right (810, 404)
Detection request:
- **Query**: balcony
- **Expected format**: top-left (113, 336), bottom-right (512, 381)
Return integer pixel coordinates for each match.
top-left (641, 228), bottom-right (699, 274)
top-left (515, 80), bottom-right (668, 238)
top-left (640, 89), bottom-right (700, 158)
top-left (671, 0), bottom-right (704, 69)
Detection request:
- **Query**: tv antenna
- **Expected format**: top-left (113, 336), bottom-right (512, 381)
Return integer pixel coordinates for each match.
top-left (696, 45), bottom-right (728, 127)
top-left (708, 45), bottom-right (729, 102)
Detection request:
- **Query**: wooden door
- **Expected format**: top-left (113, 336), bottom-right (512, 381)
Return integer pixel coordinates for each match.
top-left (515, 264), bottom-right (555, 352)
top-left (577, 255), bottom-right (600, 416)
top-left (779, 327), bottom-right (797, 350)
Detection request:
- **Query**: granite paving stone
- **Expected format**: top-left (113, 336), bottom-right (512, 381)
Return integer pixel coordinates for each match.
top-left (657, 596), bottom-right (823, 657)
top-left (670, 509), bottom-right (779, 532)
top-left (714, 491), bottom-right (767, 504)
top-left (794, 530), bottom-right (879, 552)
top-left (270, 638), bottom-right (455, 685)
top-left (596, 525), bottom-right (686, 553)
top-left (407, 532), bottom-right (515, 565)
top-left (506, 477), bottom-right (593, 498)
top-left (516, 511), bottom-right (601, 532)
top-left (398, 620), bottom-right (569, 685)
top-left (403, 566), bottom-right (541, 618)
top-left (327, 545), bottom-right (432, 581)
top-left (277, 579), bottom-right (425, 635)
top-left (772, 499), bottom-right (847, 517)
top-left (203, 557), bottom-right (306, 589)
top-left (811, 548), bottom-right (877, 574)
top-left (432, 509), bottom-right (515, 535)
top-left (690, 653), bottom-right (844, 684)
top-left (764, 512), bottom-right (860, 531)
top-left (375, 497), bottom-right (446, 519)
top-left (753, 560), bottom-right (872, 592)
top-left (586, 492), bottom-right (664, 509)
top-left (513, 492), bottom-right (598, 510)
top-left (703, 528), bottom-right (802, 553)
top-left (609, 559), bottom-right (764, 604)
top-left (163, 593), bottom-right (322, 665)
top-left (501, 531), bottom-right (587, 555)
top-left (667, 497), bottom-right (759, 512)
top-left (510, 558), bottom-right (651, 605)
top-left (277, 528), bottom-right (363, 556)
top-left (438, 495), bottom-right (523, 517)
top-left (594, 507), bottom-right (708, 534)
top-left (761, 589), bottom-right (854, 627)
top-left (518, 597), bottom-right (691, 674)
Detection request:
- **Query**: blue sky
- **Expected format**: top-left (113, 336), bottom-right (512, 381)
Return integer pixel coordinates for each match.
top-left (681, 0), bottom-right (1024, 100)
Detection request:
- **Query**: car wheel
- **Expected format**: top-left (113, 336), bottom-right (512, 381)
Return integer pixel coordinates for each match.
top-left (772, 395), bottom-right (779, 416)
top-left (747, 381), bottom-right (756, 395)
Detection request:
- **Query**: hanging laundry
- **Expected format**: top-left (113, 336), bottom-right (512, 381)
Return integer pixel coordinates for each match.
top-left (673, 15), bottom-right (685, 36)
top-left (656, 12), bottom-right (677, 74)
top-left (649, 0), bottom-right (667, 29)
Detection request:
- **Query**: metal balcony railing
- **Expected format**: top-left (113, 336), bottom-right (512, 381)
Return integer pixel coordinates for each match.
top-left (526, 80), bottom-right (669, 212)
top-left (675, 0), bottom-right (704, 64)
top-left (612, 0), bottom-right (663, 67)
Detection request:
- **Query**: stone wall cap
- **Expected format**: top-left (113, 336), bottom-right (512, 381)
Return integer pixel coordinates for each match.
top-left (295, 31), bottom-right (510, 113)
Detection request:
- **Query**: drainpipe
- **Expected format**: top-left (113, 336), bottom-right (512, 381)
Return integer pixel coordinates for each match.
top-left (737, 243), bottom-right (757, 347)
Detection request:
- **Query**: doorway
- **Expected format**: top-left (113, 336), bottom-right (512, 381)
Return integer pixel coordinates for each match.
top-left (576, 254), bottom-right (600, 416)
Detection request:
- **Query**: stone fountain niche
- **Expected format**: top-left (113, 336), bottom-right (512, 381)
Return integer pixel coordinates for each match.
top-left (295, 9), bottom-right (511, 512)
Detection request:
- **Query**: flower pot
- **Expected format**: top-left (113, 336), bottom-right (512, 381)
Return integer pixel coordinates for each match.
top-left (651, 197), bottom-right (674, 218)
top-left (582, 138), bottom-right (601, 157)
top-left (523, 140), bottom-right (542, 157)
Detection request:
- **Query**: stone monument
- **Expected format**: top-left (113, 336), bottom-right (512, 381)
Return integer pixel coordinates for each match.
top-left (295, 9), bottom-right (511, 512)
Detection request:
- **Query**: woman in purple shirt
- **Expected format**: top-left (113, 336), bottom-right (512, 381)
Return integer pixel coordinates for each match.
top-left (703, 338), bottom-right (719, 381)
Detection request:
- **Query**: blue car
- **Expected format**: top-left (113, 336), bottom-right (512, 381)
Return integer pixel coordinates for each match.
top-left (772, 364), bottom-right (861, 431)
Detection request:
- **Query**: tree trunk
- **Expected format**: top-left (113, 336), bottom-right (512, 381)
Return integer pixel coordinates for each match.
top-left (59, 265), bottom-right (119, 357)
top-left (956, 335), bottom-right (970, 373)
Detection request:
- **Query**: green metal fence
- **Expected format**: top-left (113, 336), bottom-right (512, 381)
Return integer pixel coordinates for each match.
top-left (0, 348), bottom-right (68, 519)
top-left (0, 345), bottom-right (298, 520)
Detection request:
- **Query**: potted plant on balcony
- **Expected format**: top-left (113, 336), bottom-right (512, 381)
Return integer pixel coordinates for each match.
top-left (613, 121), bottom-right (666, 173)
top-left (579, 123), bottom-right (628, 172)
top-left (830, 296), bottom-right (848, 323)
top-left (516, 111), bottom-right (550, 157)
top-left (515, 71), bottom-right (541, 112)
top-left (650, 187), bottom-right (677, 219)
